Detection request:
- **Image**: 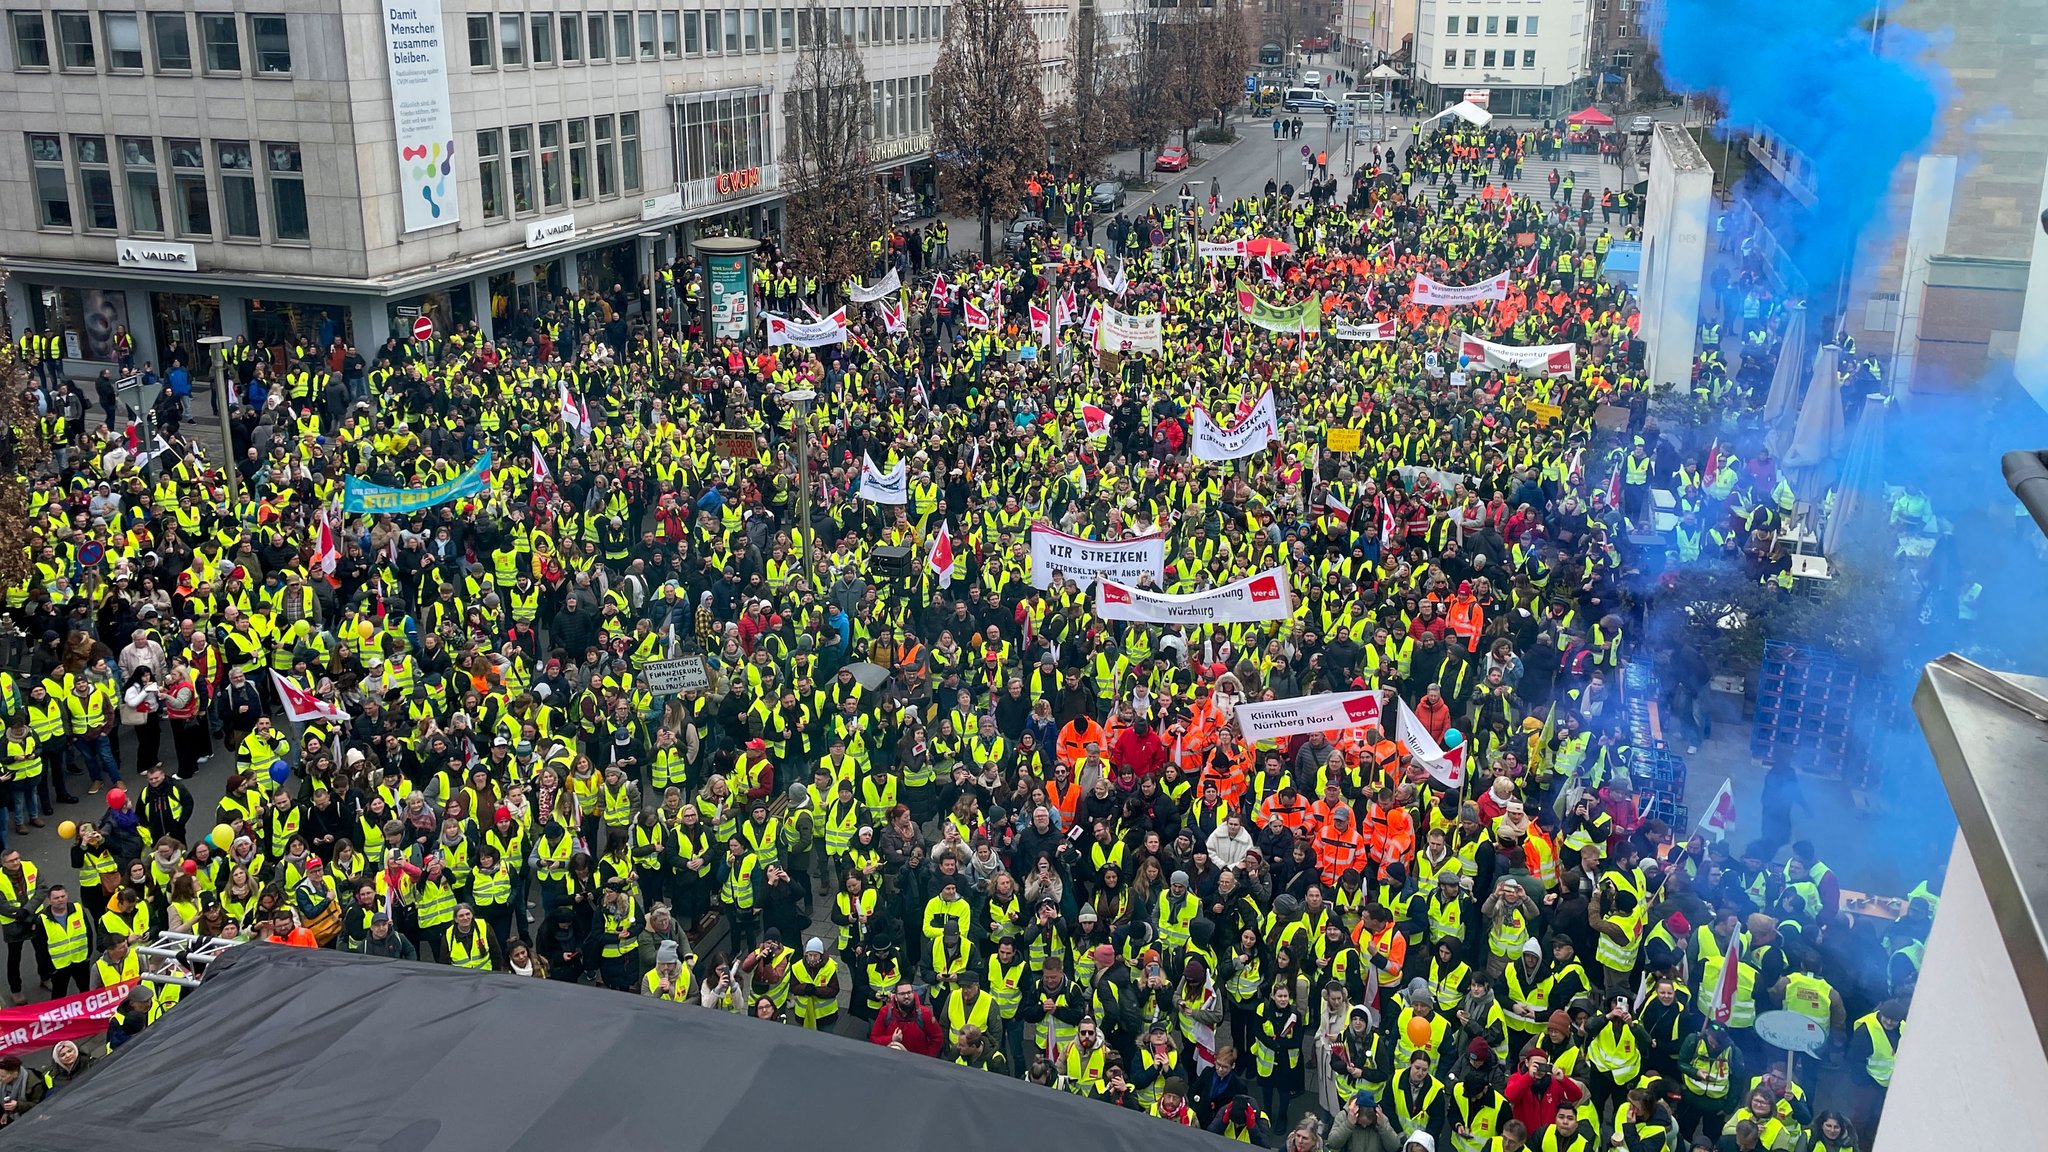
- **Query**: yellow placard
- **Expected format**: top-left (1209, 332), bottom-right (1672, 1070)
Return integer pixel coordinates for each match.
top-left (1527, 402), bottom-right (1563, 426)
top-left (1325, 427), bottom-right (1363, 453)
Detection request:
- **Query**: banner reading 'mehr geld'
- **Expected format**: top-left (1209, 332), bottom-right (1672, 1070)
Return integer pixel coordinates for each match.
top-left (384, 3), bottom-right (459, 232)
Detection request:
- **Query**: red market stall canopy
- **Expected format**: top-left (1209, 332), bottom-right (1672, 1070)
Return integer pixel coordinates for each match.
top-left (1566, 106), bottom-right (1615, 127)
top-left (1243, 237), bottom-right (1293, 257)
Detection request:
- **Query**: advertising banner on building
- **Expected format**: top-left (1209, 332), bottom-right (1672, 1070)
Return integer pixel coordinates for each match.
top-left (344, 452), bottom-right (492, 514)
top-left (383, 2), bottom-right (459, 232)
top-left (1235, 691), bottom-right (1384, 742)
top-left (1095, 567), bottom-right (1294, 625)
top-left (1190, 388), bottom-right (1279, 462)
top-left (709, 254), bottom-right (750, 340)
top-left (1028, 525), bottom-right (1167, 589)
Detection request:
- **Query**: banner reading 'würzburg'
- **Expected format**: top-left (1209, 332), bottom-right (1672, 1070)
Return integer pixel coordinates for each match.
top-left (1095, 567), bottom-right (1294, 625)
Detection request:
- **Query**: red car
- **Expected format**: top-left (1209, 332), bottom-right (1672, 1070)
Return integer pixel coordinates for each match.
top-left (1154, 146), bottom-right (1190, 172)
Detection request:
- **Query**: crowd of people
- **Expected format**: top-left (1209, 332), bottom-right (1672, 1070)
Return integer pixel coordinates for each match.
top-left (0, 115), bottom-right (1928, 1150)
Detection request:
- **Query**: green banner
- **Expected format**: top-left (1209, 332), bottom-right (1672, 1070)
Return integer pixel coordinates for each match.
top-left (1237, 289), bottom-right (1322, 334)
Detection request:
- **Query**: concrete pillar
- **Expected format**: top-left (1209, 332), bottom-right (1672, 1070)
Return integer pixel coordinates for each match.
top-left (218, 292), bottom-right (249, 341)
top-left (4, 282), bottom-right (34, 347)
top-left (1641, 125), bottom-right (1713, 391)
top-left (1890, 155), bottom-right (1957, 400)
top-left (123, 288), bottom-right (161, 372)
top-left (2017, 155), bottom-right (2048, 412)
top-left (348, 299), bottom-right (389, 352)
top-left (471, 275), bottom-right (494, 340)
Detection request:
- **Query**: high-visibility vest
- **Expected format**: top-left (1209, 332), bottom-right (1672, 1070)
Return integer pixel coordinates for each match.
top-left (1585, 1020), bottom-right (1641, 1082)
top-left (1697, 955), bottom-right (1757, 1028)
top-left (721, 852), bottom-right (759, 909)
top-left (4, 737), bottom-right (39, 782)
top-left (1449, 1084), bottom-right (1505, 1152)
top-left (42, 906), bottom-right (89, 967)
top-left (986, 955), bottom-right (1026, 1018)
top-left (415, 877), bottom-right (457, 929)
top-left (945, 987), bottom-right (997, 1045)
top-left (1155, 891), bottom-right (1199, 952)
top-left (0, 863), bottom-right (39, 925)
top-left (790, 957), bottom-right (840, 1027)
top-left (471, 866), bottom-right (512, 910)
top-left (1680, 1038), bottom-right (1733, 1099)
top-left (1594, 907), bottom-right (1644, 973)
top-left (1782, 972), bottom-right (1831, 1024)
top-left (1854, 1011), bottom-right (1897, 1087)
top-left (447, 926), bottom-right (492, 969)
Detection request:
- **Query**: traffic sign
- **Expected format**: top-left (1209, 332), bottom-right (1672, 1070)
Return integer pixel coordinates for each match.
top-left (643, 656), bottom-right (710, 694)
top-left (77, 542), bottom-right (105, 568)
top-left (411, 315), bottom-right (434, 342)
top-left (1300, 145), bottom-right (1311, 157)
top-left (1245, 76), bottom-right (1258, 93)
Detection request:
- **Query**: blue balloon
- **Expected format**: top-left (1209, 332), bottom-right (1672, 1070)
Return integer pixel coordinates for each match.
top-left (269, 760), bottom-right (292, 784)
top-left (1457, 354), bottom-right (1472, 369)
top-left (1442, 729), bottom-right (1463, 750)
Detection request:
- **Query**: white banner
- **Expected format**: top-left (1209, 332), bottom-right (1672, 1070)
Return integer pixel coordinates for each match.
top-left (1198, 239), bottom-right (1247, 260)
top-left (1093, 306), bottom-right (1163, 354)
top-left (848, 268), bottom-right (901, 302)
top-left (858, 453), bottom-right (908, 504)
top-left (1096, 567), bottom-right (1294, 625)
top-left (384, 1), bottom-right (459, 233)
top-left (1458, 333), bottom-right (1577, 376)
top-left (1029, 525), bottom-right (1167, 589)
top-left (1236, 691), bottom-right (1385, 743)
top-left (1190, 388), bottom-right (1279, 462)
top-left (1331, 318), bottom-right (1397, 341)
top-left (764, 308), bottom-right (849, 348)
top-left (1410, 272), bottom-right (1512, 307)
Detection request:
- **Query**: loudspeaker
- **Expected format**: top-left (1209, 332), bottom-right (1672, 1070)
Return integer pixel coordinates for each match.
top-left (871, 545), bottom-right (915, 579)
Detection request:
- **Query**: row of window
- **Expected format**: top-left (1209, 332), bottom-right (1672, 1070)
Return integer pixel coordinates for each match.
top-left (476, 114), bottom-right (643, 221)
top-left (466, 5), bottom-right (949, 69)
top-left (1444, 14), bottom-right (1537, 35)
top-left (778, 73), bottom-right (930, 161)
top-left (28, 134), bottom-right (307, 241)
top-left (8, 10), bottom-right (289, 75)
top-left (1442, 48), bottom-right (1538, 70)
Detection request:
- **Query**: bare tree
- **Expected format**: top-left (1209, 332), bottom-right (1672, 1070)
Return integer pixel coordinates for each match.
top-left (782, 6), bottom-right (888, 296)
top-left (0, 273), bottom-right (48, 589)
top-left (931, 0), bottom-right (1045, 260)
top-left (1049, 3), bottom-right (1129, 179)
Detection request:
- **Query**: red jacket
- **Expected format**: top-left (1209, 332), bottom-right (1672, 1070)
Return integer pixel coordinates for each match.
top-left (868, 997), bottom-right (944, 1057)
top-left (1111, 727), bottom-right (1169, 779)
top-left (1505, 1070), bottom-right (1585, 1135)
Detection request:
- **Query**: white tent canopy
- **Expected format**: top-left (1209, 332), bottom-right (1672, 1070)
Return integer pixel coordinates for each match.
top-left (1427, 101), bottom-right (1493, 128)
top-left (1365, 63), bottom-right (1404, 80)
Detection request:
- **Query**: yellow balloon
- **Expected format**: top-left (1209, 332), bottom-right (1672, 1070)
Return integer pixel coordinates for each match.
top-left (56, 820), bottom-right (77, 841)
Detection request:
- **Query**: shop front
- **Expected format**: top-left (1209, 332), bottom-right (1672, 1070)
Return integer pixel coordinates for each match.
top-left (27, 283), bottom-right (136, 368)
top-left (385, 284), bottom-right (478, 344)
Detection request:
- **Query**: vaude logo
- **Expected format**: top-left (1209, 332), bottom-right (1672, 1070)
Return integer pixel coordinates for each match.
top-left (117, 242), bottom-right (194, 268)
top-left (531, 221), bottom-right (574, 243)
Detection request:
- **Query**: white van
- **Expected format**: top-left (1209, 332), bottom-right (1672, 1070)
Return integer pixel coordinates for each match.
top-left (1342, 91), bottom-right (1387, 111)
top-left (1302, 69), bottom-right (1323, 89)
top-left (1282, 87), bottom-right (1335, 113)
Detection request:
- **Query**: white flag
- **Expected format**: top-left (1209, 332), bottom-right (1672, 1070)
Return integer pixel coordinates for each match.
top-left (858, 452), bottom-right (908, 504)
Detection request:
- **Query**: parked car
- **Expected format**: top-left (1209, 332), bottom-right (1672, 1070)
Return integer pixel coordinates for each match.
top-left (1002, 214), bottom-right (1046, 252)
top-left (1153, 147), bottom-right (1190, 173)
top-left (1089, 180), bottom-right (1126, 211)
top-left (1282, 88), bottom-right (1336, 114)
top-left (1342, 90), bottom-right (1387, 111)
top-left (1630, 114), bottom-right (1655, 134)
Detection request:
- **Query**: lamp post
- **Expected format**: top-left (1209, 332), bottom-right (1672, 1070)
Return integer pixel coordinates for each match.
top-left (637, 228), bottom-right (673, 371)
top-left (198, 334), bottom-right (239, 507)
top-left (783, 387), bottom-right (817, 584)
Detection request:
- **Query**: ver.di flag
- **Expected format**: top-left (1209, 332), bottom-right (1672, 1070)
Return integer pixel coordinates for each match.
top-left (857, 452), bottom-right (908, 504)
top-left (273, 670), bottom-right (350, 724)
top-left (1393, 694), bottom-right (1467, 789)
top-left (1696, 777), bottom-right (1737, 841)
top-left (963, 297), bottom-right (992, 330)
top-left (1236, 691), bottom-right (1384, 743)
top-left (927, 520), bottom-right (957, 588)
top-left (878, 295), bottom-right (906, 335)
top-left (1708, 930), bottom-right (1744, 1023)
top-left (1080, 403), bottom-right (1112, 438)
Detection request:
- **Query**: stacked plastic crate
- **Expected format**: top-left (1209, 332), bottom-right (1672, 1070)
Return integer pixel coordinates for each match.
top-left (1749, 640), bottom-right (1855, 778)
top-left (1622, 660), bottom-right (1689, 827)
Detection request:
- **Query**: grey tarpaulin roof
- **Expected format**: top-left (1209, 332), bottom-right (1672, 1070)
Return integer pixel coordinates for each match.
top-left (5, 945), bottom-right (1243, 1152)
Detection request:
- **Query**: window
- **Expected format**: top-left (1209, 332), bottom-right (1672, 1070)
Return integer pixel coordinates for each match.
top-left (610, 12), bottom-right (630, 58)
top-left (685, 11), bottom-right (700, 53)
top-left (856, 6), bottom-right (867, 43)
top-left (1524, 16), bottom-right (1539, 34)
top-left (531, 14), bottom-right (554, 63)
top-left (594, 114), bottom-right (616, 197)
top-left (723, 9), bottom-right (738, 51)
top-left (103, 12), bottom-right (141, 70)
top-left (586, 13), bottom-right (606, 60)
top-left (169, 139), bottom-right (208, 235)
top-left (703, 10), bottom-right (720, 53)
top-left (119, 137), bottom-right (162, 232)
top-left (1462, 49), bottom-right (1475, 67)
top-left (29, 134), bottom-right (69, 228)
top-left (10, 12), bottom-right (48, 68)
top-left (538, 120), bottom-right (563, 207)
top-left (780, 8), bottom-right (794, 48)
top-left (1483, 49), bottom-right (1495, 67)
top-left (636, 10), bottom-right (654, 57)
top-left (467, 15), bottom-right (492, 66)
top-left (151, 12), bottom-right (190, 69)
top-left (199, 13), bottom-right (240, 73)
top-left (266, 142), bottom-right (306, 240)
top-left (1444, 15), bottom-right (1457, 34)
top-left (618, 110), bottom-right (639, 191)
top-left (217, 141), bottom-right (259, 236)
top-left (661, 10), bottom-right (678, 56)
top-left (568, 118), bottom-right (590, 200)
top-left (1612, 50), bottom-right (1633, 68)
top-left (1523, 49), bottom-right (1535, 66)
top-left (1464, 16), bottom-right (1477, 34)
top-left (499, 14), bottom-right (523, 66)
top-left (559, 14), bottom-right (580, 60)
top-left (250, 14), bottom-right (289, 73)
top-left (54, 11), bottom-right (91, 69)
top-left (1501, 52), bottom-right (1514, 68)
top-left (477, 128), bottom-right (504, 218)
top-left (74, 135), bottom-right (116, 230)
top-left (1485, 16), bottom-right (1497, 34)
top-left (1505, 16), bottom-right (1518, 34)
top-left (743, 8), bottom-right (758, 51)
top-left (508, 124), bottom-right (534, 213)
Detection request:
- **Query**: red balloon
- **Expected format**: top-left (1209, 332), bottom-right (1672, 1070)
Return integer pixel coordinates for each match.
top-left (106, 788), bottom-right (128, 809)
top-left (181, 859), bottom-right (199, 874)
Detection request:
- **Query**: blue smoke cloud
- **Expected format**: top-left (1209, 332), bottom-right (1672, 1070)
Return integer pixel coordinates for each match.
top-left (1647, 0), bottom-right (1946, 282)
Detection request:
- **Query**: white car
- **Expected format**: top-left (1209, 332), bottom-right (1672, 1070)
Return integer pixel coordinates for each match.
top-left (1302, 69), bottom-right (1322, 89)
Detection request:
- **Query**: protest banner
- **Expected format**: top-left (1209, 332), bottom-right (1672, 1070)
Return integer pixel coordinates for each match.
top-left (1094, 567), bottom-right (1293, 625)
top-left (1458, 333), bottom-right (1578, 376)
top-left (344, 452), bottom-right (492, 514)
top-left (1236, 290), bottom-right (1323, 334)
top-left (1325, 428), bottom-right (1363, 453)
top-left (1410, 272), bottom-right (1512, 306)
top-left (1092, 306), bottom-right (1164, 354)
top-left (712, 428), bottom-right (759, 458)
top-left (0, 979), bottom-right (136, 1057)
top-left (1028, 525), bottom-right (1167, 589)
top-left (1190, 388), bottom-right (1278, 462)
top-left (858, 453), bottom-right (908, 504)
top-left (848, 268), bottom-right (901, 302)
top-left (764, 309), bottom-right (849, 348)
top-left (1236, 691), bottom-right (1384, 742)
top-left (1331, 318), bottom-right (1397, 341)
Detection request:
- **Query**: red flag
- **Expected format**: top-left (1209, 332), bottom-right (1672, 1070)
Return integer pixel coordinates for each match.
top-left (1697, 777), bottom-right (1737, 841)
top-left (1546, 348), bottom-right (1575, 375)
top-left (530, 442), bottom-right (552, 487)
top-left (931, 273), bottom-right (951, 302)
top-left (1081, 404), bottom-right (1111, 437)
top-left (1523, 248), bottom-right (1540, 276)
top-left (1030, 302), bottom-right (1053, 342)
top-left (927, 521), bottom-right (957, 588)
top-left (271, 670), bottom-right (350, 724)
top-left (313, 517), bottom-right (340, 582)
top-left (1378, 496), bottom-right (1399, 547)
top-left (1708, 930), bottom-right (1744, 1024)
top-left (963, 298), bottom-right (991, 329)
top-left (1326, 493), bottom-right (1351, 526)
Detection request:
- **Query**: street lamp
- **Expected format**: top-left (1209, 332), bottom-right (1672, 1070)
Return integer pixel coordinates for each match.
top-left (637, 228), bottom-right (680, 369)
top-left (783, 387), bottom-right (817, 584)
top-left (198, 334), bottom-right (239, 507)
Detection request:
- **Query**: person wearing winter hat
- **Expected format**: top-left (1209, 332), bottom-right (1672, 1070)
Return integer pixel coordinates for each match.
top-left (643, 939), bottom-right (693, 1002)
top-left (782, 781), bottom-right (817, 913)
top-left (789, 935), bottom-right (841, 1030)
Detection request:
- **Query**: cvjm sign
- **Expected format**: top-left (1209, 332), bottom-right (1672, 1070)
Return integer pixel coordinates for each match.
top-left (715, 167), bottom-right (763, 195)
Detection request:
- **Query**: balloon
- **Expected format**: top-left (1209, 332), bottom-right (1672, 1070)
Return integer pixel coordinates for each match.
top-left (105, 788), bottom-right (127, 810)
top-left (181, 859), bottom-right (199, 875)
top-left (1457, 354), bottom-right (1472, 369)
top-left (56, 821), bottom-right (77, 841)
top-left (1406, 1016), bottom-right (1434, 1047)
top-left (1443, 729), bottom-right (1463, 750)
top-left (270, 760), bottom-right (292, 784)
top-left (210, 823), bottom-right (235, 850)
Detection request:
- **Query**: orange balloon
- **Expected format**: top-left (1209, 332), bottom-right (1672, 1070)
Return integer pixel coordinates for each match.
top-left (1406, 1015), bottom-right (1433, 1047)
